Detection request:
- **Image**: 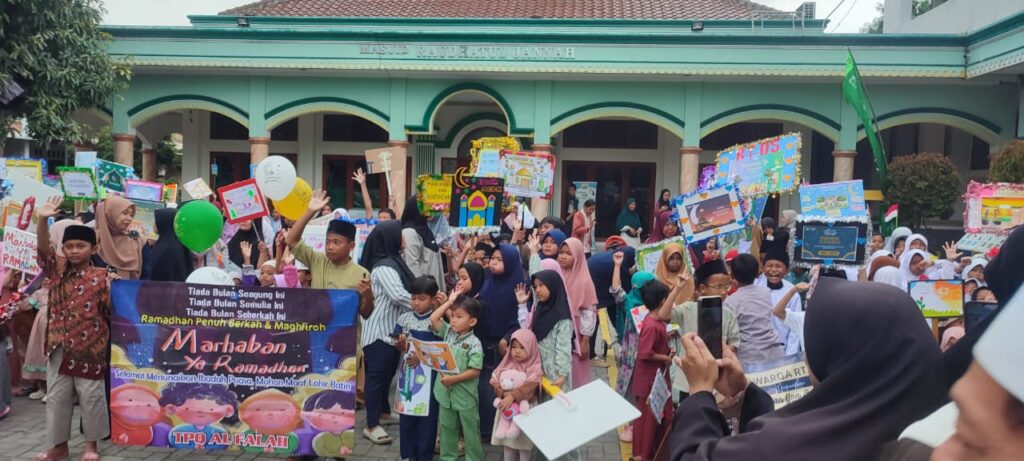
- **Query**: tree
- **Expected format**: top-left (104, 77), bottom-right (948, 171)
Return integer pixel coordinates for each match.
top-left (989, 141), bottom-right (1024, 184)
top-left (94, 126), bottom-right (183, 183)
top-left (861, 1), bottom-right (936, 34)
top-left (882, 153), bottom-right (962, 229)
top-left (0, 0), bottom-right (131, 146)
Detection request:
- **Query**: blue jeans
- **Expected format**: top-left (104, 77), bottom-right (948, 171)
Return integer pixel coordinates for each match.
top-left (363, 340), bottom-right (400, 428)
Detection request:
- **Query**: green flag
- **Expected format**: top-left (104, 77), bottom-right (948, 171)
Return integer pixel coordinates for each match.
top-left (843, 50), bottom-right (887, 184)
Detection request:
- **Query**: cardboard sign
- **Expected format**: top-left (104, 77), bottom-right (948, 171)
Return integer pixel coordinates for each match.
top-left (448, 174), bottom-right (504, 231)
top-left (676, 185), bottom-right (746, 244)
top-left (500, 150), bottom-right (555, 199)
top-left (58, 166), bottom-right (99, 200)
top-left (394, 356), bottom-right (432, 416)
top-left (163, 183), bottom-right (179, 204)
top-left (5, 159), bottom-right (43, 181)
top-left (95, 159), bottom-right (134, 192)
top-left (182, 178), bottom-right (214, 200)
top-left (408, 338), bottom-right (460, 374)
top-left (793, 218), bottom-right (868, 268)
top-left (2, 226), bottom-right (40, 275)
top-left (74, 151), bottom-right (98, 169)
top-left (573, 181), bottom-right (597, 206)
top-left (128, 199), bottom-right (164, 241)
top-left (515, 380), bottom-right (641, 460)
top-left (716, 132), bottom-right (801, 197)
top-left (364, 146), bottom-right (406, 175)
top-left (698, 164), bottom-right (718, 190)
top-left (799, 180), bottom-right (867, 218)
top-left (301, 225), bottom-right (328, 253)
top-left (6, 170), bottom-right (62, 204)
top-left (963, 181), bottom-right (1024, 235)
top-left (109, 281), bottom-right (359, 456)
top-left (415, 174), bottom-right (453, 217)
top-left (468, 137), bottom-right (520, 178)
top-left (956, 232), bottom-right (1006, 254)
top-left (634, 236), bottom-right (691, 274)
top-left (217, 179), bottom-right (269, 224)
top-left (908, 279), bottom-right (965, 318)
top-left (125, 180), bottom-right (164, 202)
top-left (647, 369), bottom-right (671, 424)
top-left (629, 306), bottom-right (650, 333)
top-left (744, 354), bottom-right (813, 409)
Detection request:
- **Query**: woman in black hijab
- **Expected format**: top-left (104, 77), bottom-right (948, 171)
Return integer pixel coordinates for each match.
top-left (146, 208), bottom-right (194, 282)
top-left (457, 261), bottom-right (486, 299)
top-left (226, 218), bottom-right (262, 268)
top-left (671, 278), bottom-right (944, 461)
top-left (942, 225), bottom-right (1024, 389)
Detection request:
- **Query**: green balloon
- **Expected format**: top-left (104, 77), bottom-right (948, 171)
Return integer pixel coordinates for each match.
top-left (174, 200), bottom-right (224, 253)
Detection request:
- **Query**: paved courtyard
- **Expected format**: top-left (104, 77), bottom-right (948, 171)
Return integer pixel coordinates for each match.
top-left (0, 365), bottom-right (626, 461)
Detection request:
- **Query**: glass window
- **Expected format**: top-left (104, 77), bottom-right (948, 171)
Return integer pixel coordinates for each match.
top-left (562, 119), bottom-right (658, 149)
top-left (323, 114), bottom-right (388, 142)
top-left (322, 155), bottom-right (386, 212)
top-left (209, 113), bottom-right (248, 140)
top-left (271, 118), bottom-right (298, 141)
top-left (969, 136), bottom-right (991, 171)
top-left (561, 161), bottom-right (657, 239)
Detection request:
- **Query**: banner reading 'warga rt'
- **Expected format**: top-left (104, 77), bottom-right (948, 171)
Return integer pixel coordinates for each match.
top-left (110, 281), bottom-right (358, 457)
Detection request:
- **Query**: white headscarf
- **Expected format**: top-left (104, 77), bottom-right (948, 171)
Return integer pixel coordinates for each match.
top-left (885, 227), bottom-right (913, 254)
top-left (868, 249), bottom-right (895, 268)
top-left (873, 266), bottom-right (904, 290)
top-left (899, 249), bottom-right (930, 284)
top-left (960, 258), bottom-right (987, 281)
top-left (904, 234), bottom-right (929, 254)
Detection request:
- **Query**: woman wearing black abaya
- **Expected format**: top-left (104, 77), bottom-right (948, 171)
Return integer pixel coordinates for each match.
top-left (227, 218), bottom-right (263, 268)
top-left (145, 208), bottom-right (194, 282)
top-left (671, 278), bottom-right (944, 461)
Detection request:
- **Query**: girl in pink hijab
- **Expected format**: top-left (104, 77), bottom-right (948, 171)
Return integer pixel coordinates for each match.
top-left (557, 238), bottom-right (598, 388)
top-left (489, 329), bottom-right (542, 459)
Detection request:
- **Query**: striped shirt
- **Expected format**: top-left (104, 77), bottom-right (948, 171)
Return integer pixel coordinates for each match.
top-left (362, 265), bottom-right (413, 347)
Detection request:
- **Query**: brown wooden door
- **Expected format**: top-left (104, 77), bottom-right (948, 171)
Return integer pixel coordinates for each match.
top-left (561, 160), bottom-right (657, 240)
top-left (209, 152), bottom-right (297, 190)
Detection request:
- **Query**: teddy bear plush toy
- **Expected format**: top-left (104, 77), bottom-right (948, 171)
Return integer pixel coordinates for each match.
top-left (492, 369), bottom-right (530, 439)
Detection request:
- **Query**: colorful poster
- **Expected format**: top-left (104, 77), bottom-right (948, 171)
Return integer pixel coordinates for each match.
top-left (743, 354), bottom-right (812, 409)
top-left (128, 199), bottom-right (165, 241)
top-left (956, 232), bottom-right (1006, 254)
top-left (572, 181), bottom-right (597, 206)
top-left (394, 356), bottom-right (432, 416)
top-left (448, 173), bottom-right (504, 232)
top-left (799, 180), bottom-right (867, 218)
top-left (302, 225), bottom-right (328, 253)
top-left (908, 279), bottom-right (965, 318)
top-left (415, 174), bottom-right (453, 217)
top-left (5, 159), bottom-right (43, 181)
top-left (109, 281), bottom-right (359, 456)
top-left (96, 159), bottom-right (135, 193)
top-left (963, 181), bottom-right (1024, 235)
top-left (163, 184), bottom-right (179, 205)
top-left (676, 185), bottom-right (746, 244)
top-left (217, 179), bottom-right (269, 224)
top-left (183, 178), bottom-right (214, 200)
top-left (634, 236), bottom-right (691, 274)
top-left (43, 174), bottom-right (62, 191)
top-left (715, 133), bottom-right (801, 197)
top-left (408, 338), bottom-right (460, 374)
top-left (353, 223), bottom-right (374, 262)
top-left (698, 164), bottom-right (718, 191)
top-left (629, 306), bottom-right (649, 334)
top-left (748, 195), bottom-right (769, 222)
top-left (469, 137), bottom-right (520, 178)
top-left (126, 180), bottom-right (164, 203)
top-left (793, 218), bottom-right (868, 268)
top-left (646, 369), bottom-right (670, 424)
top-left (75, 151), bottom-right (98, 169)
top-left (500, 150), bottom-right (555, 199)
top-left (58, 166), bottom-right (98, 200)
top-left (2, 226), bottom-right (40, 275)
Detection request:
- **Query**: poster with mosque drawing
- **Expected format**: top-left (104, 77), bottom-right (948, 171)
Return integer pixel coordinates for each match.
top-left (500, 150), bottom-right (555, 199)
top-left (448, 174), bottom-right (505, 232)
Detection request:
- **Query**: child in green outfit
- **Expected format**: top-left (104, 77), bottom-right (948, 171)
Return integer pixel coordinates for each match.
top-left (429, 286), bottom-right (484, 461)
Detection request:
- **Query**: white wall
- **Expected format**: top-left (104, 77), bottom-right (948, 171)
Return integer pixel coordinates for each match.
top-left (884, 0), bottom-right (1024, 34)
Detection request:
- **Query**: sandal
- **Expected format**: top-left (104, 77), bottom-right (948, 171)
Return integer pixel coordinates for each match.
top-left (32, 450), bottom-right (69, 461)
top-left (0, 406), bottom-right (9, 420)
top-left (80, 451), bottom-right (100, 461)
top-left (363, 426), bottom-right (392, 445)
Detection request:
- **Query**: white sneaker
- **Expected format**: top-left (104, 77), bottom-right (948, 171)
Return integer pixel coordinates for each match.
top-left (41, 395), bottom-right (47, 403)
top-left (29, 390), bottom-right (46, 400)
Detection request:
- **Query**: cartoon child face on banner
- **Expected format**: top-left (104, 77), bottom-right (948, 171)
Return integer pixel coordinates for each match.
top-left (302, 390), bottom-right (357, 457)
top-left (110, 384), bottom-right (164, 445)
top-left (160, 383), bottom-right (238, 450)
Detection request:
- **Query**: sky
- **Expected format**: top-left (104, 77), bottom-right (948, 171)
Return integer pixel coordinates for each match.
top-left (100, 0), bottom-right (881, 33)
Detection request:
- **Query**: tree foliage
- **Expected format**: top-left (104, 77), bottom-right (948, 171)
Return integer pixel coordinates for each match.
top-left (882, 153), bottom-right (962, 229)
top-left (989, 141), bottom-right (1024, 184)
top-left (94, 126), bottom-right (183, 183)
top-left (861, 0), bottom-right (936, 34)
top-left (0, 0), bottom-right (131, 145)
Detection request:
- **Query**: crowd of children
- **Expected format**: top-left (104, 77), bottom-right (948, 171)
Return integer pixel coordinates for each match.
top-left (1, 180), bottom-right (1019, 461)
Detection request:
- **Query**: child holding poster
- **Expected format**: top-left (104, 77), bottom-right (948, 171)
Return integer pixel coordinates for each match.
top-left (33, 196), bottom-right (111, 461)
top-left (429, 286), bottom-right (484, 461)
top-left (632, 278), bottom-right (678, 461)
top-left (393, 275), bottom-right (443, 461)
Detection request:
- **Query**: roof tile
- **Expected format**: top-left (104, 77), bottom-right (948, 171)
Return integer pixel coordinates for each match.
top-left (220, 0), bottom-right (780, 20)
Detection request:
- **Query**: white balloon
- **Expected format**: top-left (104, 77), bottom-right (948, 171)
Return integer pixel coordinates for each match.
top-left (254, 155), bottom-right (297, 200)
top-left (186, 267), bottom-right (235, 286)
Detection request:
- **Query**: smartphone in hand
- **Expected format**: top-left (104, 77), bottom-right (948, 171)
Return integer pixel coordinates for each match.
top-left (698, 296), bottom-right (724, 359)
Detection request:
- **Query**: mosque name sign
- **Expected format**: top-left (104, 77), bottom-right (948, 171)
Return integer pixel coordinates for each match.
top-left (359, 44), bottom-right (577, 61)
